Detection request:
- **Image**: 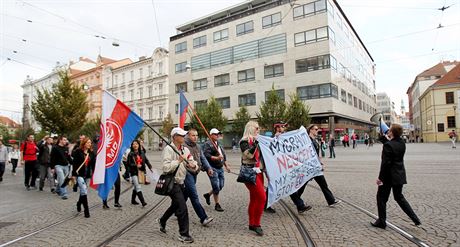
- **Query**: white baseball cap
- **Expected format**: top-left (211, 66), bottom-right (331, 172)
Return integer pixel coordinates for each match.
top-left (209, 128), bottom-right (221, 135)
top-left (171, 127), bottom-right (188, 137)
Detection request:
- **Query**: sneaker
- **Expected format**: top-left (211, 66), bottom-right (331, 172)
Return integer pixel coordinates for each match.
top-left (13, 173), bottom-right (16, 176)
top-left (157, 218), bottom-right (166, 233)
top-left (329, 200), bottom-right (342, 207)
top-left (215, 203), bottom-right (224, 212)
top-left (114, 203), bottom-right (122, 208)
top-left (62, 195), bottom-right (68, 200)
top-left (26, 186), bottom-right (31, 191)
top-left (51, 188), bottom-right (56, 194)
top-left (297, 205), bottom-right (312, 214)
top-left (39, 187), bottom-right (43, 191)
top-left (30, 186), bottom-right (37, 190)
top-left (265, 207), bottom-right (276, 214)
top-left (249, 225), bottom-right (264, 236)
top-left (178, 235), bottom-right (194, 243)
top-left (201, 217), bottom-right (214, 226)
top-left (103, 204), bottom-right (110, 209)
top-left (203, 193), bottom-right (211, 205)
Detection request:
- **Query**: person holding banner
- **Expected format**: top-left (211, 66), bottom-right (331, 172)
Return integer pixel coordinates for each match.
top-left (239, 121), bottom-right (266, 236)
top-left (371, 124), bottom-right (421, 229)
top-left (127, 140), bottom-right (148, 207)
top-left (72, 137), bottom-right (95, 218)
top-left (158, 127), bottom-right (198, 244)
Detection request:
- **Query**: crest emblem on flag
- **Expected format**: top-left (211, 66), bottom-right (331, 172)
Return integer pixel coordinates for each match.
top-left (97, 118), bottom-right (123, 169)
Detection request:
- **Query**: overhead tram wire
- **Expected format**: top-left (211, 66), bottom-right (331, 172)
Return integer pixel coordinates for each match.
top-left (1, 57), bottom-right (50, 71)
top-left (151, 0), bottom-right (163, 47)
top-left (0, 46), bottom-right (60, 64)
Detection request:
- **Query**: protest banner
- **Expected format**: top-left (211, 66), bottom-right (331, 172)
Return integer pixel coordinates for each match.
top-left (258, 126), bottom-right (323, 207)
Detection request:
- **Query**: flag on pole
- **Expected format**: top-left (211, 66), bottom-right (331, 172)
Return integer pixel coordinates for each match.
top-left (91, 91), bottom-right (144, 200)
top-left (179, 91), bottom-right (189, 128)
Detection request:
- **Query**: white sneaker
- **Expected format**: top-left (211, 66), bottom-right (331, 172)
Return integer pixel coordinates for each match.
top-left (201, 217), bottom-right (214, 226)
top-left (329, 200), bottom-right (342, 207)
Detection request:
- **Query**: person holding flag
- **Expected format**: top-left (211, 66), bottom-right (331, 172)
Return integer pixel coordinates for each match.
top-left (72, 137), bottom-right (95, 218)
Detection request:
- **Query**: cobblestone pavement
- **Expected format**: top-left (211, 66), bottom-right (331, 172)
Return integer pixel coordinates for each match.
top-left (0, 142), bottom-right (458, 246)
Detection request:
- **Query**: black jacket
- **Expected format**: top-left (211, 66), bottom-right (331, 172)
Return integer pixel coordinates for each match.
top-left (203, 140), bottom-right (226, 169)
top-left (71, 149), bottom-right (95, 179)
top-left (127, 150), bottom-right (148, 176)
top-left (38, 143), bottom-right (52, 166)
top-left (50, 145), bottom-right (71, 168)
top-left (378, 136), bottom-right (407, 185)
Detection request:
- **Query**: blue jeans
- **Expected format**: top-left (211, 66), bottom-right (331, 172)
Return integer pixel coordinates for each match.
top-left (209, 167), bottom-right (224, 195)
top-left (55, 165), bottom-right (70, 197)
top-left (77, 176), bottom-right (88, 195)
top-left (132, 175), bottom-right (142, 192)
top-left (184, 172), bottom-right (208, 222)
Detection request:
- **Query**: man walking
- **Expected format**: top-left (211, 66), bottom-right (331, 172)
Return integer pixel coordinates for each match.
top-left (183, 129), bottom-right (214, 226)
top-left (448, 130), bottom-right (457, 148)
top-left (21, 134), bottom-right (39, 190)
top-left (203, 128), bottom-right (231, 212)
top-left (38, 137), bottom-right (55, 192)
top-left (328, 134), bottom-right (336, 158)
top-left (0, 140), bottom-right (8, 182)
top-left (51, 136), bottom-right (72, 199)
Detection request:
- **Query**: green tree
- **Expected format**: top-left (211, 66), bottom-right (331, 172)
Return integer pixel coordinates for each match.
top-left (160, 113), bottom-right (174, 140)
top-left (76, 117), bottom-right (101, 141)
top-left (189, 97), bottom-right (227, 137)
top-left (14, 127), bottom-right (34, 141)
top-left (285, 93), bottom-right (311, 130)
top-left (31, 70), bottom-right (89, 136)
top-left (232, 105), bottom-right (251, 138)
top-left (256, 86), bottom-right (286, 131)
top-left (0, 125), bottom-right (12, 142)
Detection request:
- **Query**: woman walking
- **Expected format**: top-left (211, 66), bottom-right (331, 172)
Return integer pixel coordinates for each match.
top-left (239, 121), bottom-right (266, 236)
top-left (8, 144), bottom-right (20, 175)
top-left (72, 138), bottom-right (95, 218)
top-left (127, 140), bottom-right (147, 207)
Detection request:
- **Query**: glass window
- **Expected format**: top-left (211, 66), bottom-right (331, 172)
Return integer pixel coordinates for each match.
top-left (353, 96), bottom-right (358, 108)
top-left (193, 35), bottom-right (207, 48)
top-left (265, 89), bottom-right (285, 101)
top-left (194, 100), bottom-right (207, 110)
top-left (264, 63), bottom-right (284, 78)
top-left (175, 41), bottom-right (187, 53)
top-left (148, 107), bottom-right (152, 119)
top-left (175, 82), bottom-right (187, 93)
top-left (238, 68), bottom-right (255, 83)
top-left (319, 84), bottom-right (331, 98)
top-left (175, 61), bottom-right (187, 73)
top-left (348, 93), bottom-right (353, 105)
top-left (214, 73), bottom-right (230, 87)
top-left (139, 87), bottom-right (143, 99)
top-left (239, 93), bottom-right (256, 106)
top-left (216, 97), bottom-right (230, 109)
top-left (130, 71), bottom-right (134, 81)
top-left (236, 21), bottom-right (254, 36)
top-left (447, 116), bottom-right (456, 128)
top-left (139, 68), bottom-right (143, 78)
top-left (175, 104), bottom-right (179, 114)
top-left (341, 89), bottom-right (347, 103)
top-left (304, 2), bottom-right (315, 15)
top-left (317, 27), bottom-right (328, 40)
top-left (294, 32), bottom-right (305, 46)
top-left (437, 123), bottom-right (445, 132)
top-left (446, 92), bottom-right (454, 104)
top-left (315, 0), bottom-right (326, 12)
top-left (293, 6), bottom-right (303, 19)
top-left (262, 12), bottom-right (281, 28)
top-left (148, 86), bottom-right (152, 97)
top-left (193, 78), bottom-right (207, 90)
top-left (213, 29), bottom-right (229, 42)
top-left (305, 30), bottom-right (316, 43)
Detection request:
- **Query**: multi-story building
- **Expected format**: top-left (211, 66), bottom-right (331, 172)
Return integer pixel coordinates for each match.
top-left (376, 92), bottom-right (396, 126)
top-left (105, 48), bottom-right (169, 150)
top-left (406, 60), bottom-right (458, 141)
top-left (0, 115), bottom-right (21, 138)
top-left (70, 55), bottom-right (132, 119)
top-left (168, 0), bottom-right (376, 143)
top-left (420, 63), bottom-right (460, 142)
top-left (22, 58), bottom-right (96, 131)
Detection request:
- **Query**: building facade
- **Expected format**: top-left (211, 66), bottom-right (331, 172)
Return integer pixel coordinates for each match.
top-left (376, 92), bottom-right (396, 126)
top-left (104, 48), bottom-right (169, 150)
top-left (406, 61), bottom-right (458, 141)
top-left (420, 63), bottom-right (460, 142)
top-left (70, 56), bottom-right (132, 120)
top-left (168, 0), bottom-right (376, 141)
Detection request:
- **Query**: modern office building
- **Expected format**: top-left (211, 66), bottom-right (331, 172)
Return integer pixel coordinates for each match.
top-left (376, 92), bottom-right (396, 126)
top-left (168, 0), bottom-right (376, 140)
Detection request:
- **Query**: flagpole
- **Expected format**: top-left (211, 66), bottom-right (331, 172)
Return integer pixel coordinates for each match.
top-left (187, 103), bottom-right (219, 150)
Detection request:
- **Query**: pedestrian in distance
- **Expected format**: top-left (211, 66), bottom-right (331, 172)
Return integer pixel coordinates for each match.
top-left (371, 124), bottom-right (421, 229)
top-left (127, 140), bottom-right (148, 207)
top-left (203, 128), bottom-right (231, 212)
top-left (448, 130), bottom-right (457, 148)
top-left (320, 137), bottom-right (327, 158)
top-left (0, 140), bottom-right (8, 183)
top-left (50, 136), bottom-right (72, 199)
top-left (240, 121), bottom-right (266, 236)
top-left (158, 127), bottom-right (198, 244)
top-left (21, 134), bottom-right (39, 190)
top-left (183, 129), bottom-right (214, 226)
top-left (38, 136), bottom-right (56, 192)
top-left (8, 144), bottom-right (20, 175)
top-left (72, 137), bottom-right (95, 218)
top-left (231, 138), bottom-right (238, 153)
top-left (328, 134), bottom-right (336, 158)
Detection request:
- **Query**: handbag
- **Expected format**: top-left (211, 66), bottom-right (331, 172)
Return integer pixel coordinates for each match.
top-left (62, 153), bottom-right (88, 188)
top-left (138, 170), bottom-right (145, 184)
top-left (237, 165), bottom-right (257, 184)
top-left (154, 163), bottom-right (181, 196)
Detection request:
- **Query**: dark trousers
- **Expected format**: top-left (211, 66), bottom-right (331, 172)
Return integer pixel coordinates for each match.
top-left (376, 184), bottom-right (420, 224)
top-left (290, 175), bottom-right (336, 208)
top-left (160, 184), bottom-right (189, 237)
top-left (24, 160), bottom-right (38, 187)
top-left (329, 146), bottom-right (336, 158)
top-left (11, 159), bottom-right (18, 173)
top-left (0, 162), bottom-right (5, 179)
top-left (114, 174), bottom-right (121, 203)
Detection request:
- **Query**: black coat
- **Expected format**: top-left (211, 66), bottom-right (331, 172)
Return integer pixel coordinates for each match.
top-left (203, 141), bottom-right (226, 169)
top-left (71, 149), bottom-right (95, 179)
top-left (127, 150), bottom-right (147, 176)
top-left (50, 145), bottom-right (72, 169)
top-left (378, 136), bottom-right (407, 185)
top-left (38, 143), bottom-right (52, 166)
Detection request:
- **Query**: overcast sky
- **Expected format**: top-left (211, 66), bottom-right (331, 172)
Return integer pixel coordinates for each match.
top-left (1, 0), bottom-right (459, 123)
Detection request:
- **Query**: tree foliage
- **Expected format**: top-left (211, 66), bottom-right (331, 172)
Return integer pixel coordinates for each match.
top-left (31, 70), bottom-right (89, 136)
top-left (256, 86), bottom-right (286, 132)
top-left (285, 93), bottom-right (311, 130)
top-left (160, 113), bottom-right (174, 140)
top-left (189, 97), bottom-right (228, 137)
top-left (232, 106), bottom-right (251, 138)
top-left (75, 117), bottom-right (101, 141)
top-left (0, 125), bottom-right (13, 142)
